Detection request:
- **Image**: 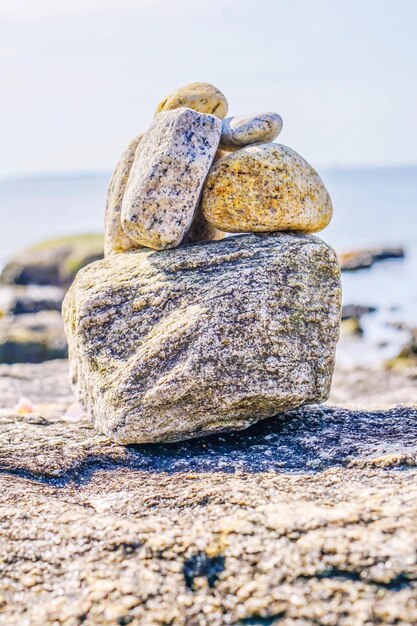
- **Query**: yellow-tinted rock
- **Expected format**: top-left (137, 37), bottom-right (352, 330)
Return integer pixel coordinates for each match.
top-left (63, 233), bottom-right (341, 444)
top-left (201, 143), bottom-right (332, 233)
top-left (156, 82), bottom-right (228, 119)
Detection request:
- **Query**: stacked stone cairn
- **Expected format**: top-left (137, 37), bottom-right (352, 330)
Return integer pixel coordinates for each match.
top-left (63, 82), bottom-right (342, 444)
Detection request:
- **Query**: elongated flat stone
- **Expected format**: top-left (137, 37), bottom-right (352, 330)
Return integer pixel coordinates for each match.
top-left (221, 112), bottom-right (283, 146)
top-left (63, 233), bottom-right (341, 444)
top-left (104, 133), bottom-right (143, 256)
top-left (105, 131), bottom-right (222, 253)
top-left (121, 108), bottom-right (221, 250)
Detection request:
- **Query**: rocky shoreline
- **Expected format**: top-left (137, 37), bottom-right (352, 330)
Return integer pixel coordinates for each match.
top-left (0, 360), bottom-right (416, 625)
top-left (1, 79), bottom-right (416, 624)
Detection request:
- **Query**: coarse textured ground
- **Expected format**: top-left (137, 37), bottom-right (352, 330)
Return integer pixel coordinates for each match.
top-left (0, 360), bottom-right (416, 625)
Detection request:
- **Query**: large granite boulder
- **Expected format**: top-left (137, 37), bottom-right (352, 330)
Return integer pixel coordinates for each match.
top-left (63, 233), bottom-right (341, 444)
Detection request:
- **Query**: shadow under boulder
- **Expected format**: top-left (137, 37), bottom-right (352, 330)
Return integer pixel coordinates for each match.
top-left (1, 401), bottom-right (415, 482)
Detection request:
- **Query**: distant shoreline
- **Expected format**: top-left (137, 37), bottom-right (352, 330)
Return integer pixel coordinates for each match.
top-left (0, 170), bottom-right (111, 184)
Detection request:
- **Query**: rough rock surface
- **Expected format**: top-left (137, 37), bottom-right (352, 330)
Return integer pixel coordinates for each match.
top-left (201, 144), bottom-right (333, 234)
top-left (0, 234), bottom-right (104, 288)
top-left (0, 360), bottom-right (73, 406)
top-left (2, 360), bottom-right (416, 412)
top-left (155, 81), bottom-right (228, 119)
top-left (63, 233), bottom-right (341, 444)
top-left (0, 361), bottom-right (416, 625)
top-left (221, 112), bottom-right (283, 146)
top-left (121, 108), bottom-right (221, 250)
top-left (330, 365), bottom-right (417, 408)
top-left (104, 133), bottom-right (144, 256)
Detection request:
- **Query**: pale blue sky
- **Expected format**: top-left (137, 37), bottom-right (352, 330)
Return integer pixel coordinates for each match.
top-left (1, 0), bottom-right (416, 177)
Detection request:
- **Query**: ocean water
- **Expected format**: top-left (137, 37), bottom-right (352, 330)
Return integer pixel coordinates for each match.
top-left (322, 167), bottom-right (417, 365)
top-left (1, 166), bottom-right (416, 366)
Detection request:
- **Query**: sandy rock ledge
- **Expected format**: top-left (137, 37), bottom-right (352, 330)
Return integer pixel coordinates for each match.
top-left (0, 361), bottom-right (416, 625)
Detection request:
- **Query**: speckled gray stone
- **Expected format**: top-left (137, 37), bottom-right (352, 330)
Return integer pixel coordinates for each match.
top-left (63, 233), bottom-right (341, 444)
top-left (104, 133), bottom-right (143, 256)
top-left (121, 108), bottom-right (221, 250)
top-left (221, 112), bottom-right (283, 146)
top-left (105, 129), bottom-right (223, 254)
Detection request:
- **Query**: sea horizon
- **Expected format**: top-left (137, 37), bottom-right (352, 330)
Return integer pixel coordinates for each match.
top-left (2, 162), bottom-right (417, 185)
